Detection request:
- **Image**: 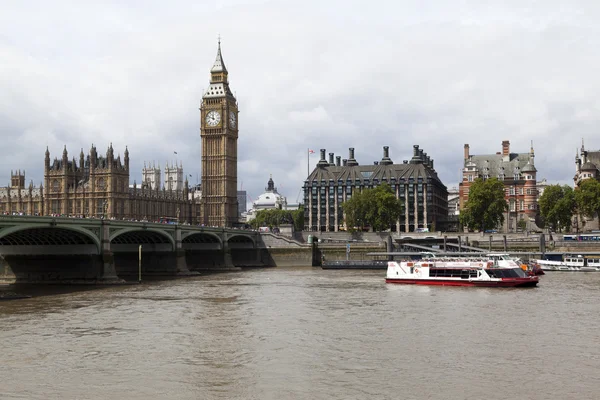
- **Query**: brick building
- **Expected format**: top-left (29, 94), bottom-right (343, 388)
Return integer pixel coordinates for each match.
top-left (459, 140), bottom-right (538, 232)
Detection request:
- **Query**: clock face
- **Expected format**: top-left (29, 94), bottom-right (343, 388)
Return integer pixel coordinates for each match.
top-left (205, 110), bottom-right (221, 127)
top-left (229, 111), bottom-right (237, 128)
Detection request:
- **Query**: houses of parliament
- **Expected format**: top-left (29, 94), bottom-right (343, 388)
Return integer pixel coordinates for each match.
top-left (0, 42), bottom-right (240, 226)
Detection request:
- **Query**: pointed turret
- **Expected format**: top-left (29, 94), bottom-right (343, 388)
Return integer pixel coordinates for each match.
top-left (124, 146), bottom-right (129, 170)
top-left (211, 38), bottom-right (228, 74)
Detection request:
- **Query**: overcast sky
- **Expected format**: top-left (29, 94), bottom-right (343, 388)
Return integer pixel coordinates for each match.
top-left (2, 0), bottom-right (599, 206)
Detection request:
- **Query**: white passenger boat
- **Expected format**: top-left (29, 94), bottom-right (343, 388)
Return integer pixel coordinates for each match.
top-left (534, 255), bottom-right (600, 272)
top-left (386, 259), bottom-right (538, 287)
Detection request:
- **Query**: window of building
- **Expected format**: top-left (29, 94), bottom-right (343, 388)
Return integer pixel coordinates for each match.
top-left (361, 171), bottom-right (372, 178)
top-left (519, 200), bottom-right (524, 211)
top-left (519, 188), bottom-right (524, 195)
top-left (52, 200), bottom-right (60, 214)
top-left (468, 175), bottom-right (473, 182)
top-left (509, 187), bottom-right (515, 196)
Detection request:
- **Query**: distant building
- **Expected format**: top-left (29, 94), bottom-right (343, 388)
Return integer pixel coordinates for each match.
top-left (459, 140), bottom-right (538, 232)
top-left (237, 190), bottom-right (247, 215)
top-left (446, 187), bottom-right (460, 232)
top-left (142, 161), bottom-right (184, 191)
top-left (303, 146), bottom-right (449, 232)
top-left (574, 141), bottom-right (600, 230)
top-left (245, 176), bottom-right (293, 222)
top-left (574, 141), bottom-right (600, 187)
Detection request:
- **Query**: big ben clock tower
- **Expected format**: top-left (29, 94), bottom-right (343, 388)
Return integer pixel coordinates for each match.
top-left (200, 40), bottom-right (239, 227)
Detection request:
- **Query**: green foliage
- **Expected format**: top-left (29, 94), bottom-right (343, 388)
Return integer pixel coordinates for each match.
top-left (459, 178), bottom-right (508, 231)
top-left (517, 219), bottom-right (527, 231)
top-left (574, 179), bottom-right (600, 220)
top-left (342, 183), bottom-right (402, 232)
top-left (250, 206), bottom-right (304, 231)
top-left (538, 184), bottom-right (575, 232)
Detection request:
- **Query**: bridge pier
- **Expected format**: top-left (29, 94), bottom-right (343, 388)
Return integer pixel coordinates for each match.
top-left (222, 236), bottom-right (234, 269)
top-left (175, 249), bottom-right (198, 276)
top-left (100, 251), bottom-right (124, 283)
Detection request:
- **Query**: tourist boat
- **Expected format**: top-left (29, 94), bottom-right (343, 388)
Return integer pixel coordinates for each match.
top-left (385, 259), bottom-right (539, 287)
top-left (534, 255), bottom-right (600, 272)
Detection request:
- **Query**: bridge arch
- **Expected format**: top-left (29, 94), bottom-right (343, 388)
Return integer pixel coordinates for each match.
top-left (110, 228), bottom-right (175, 250)
top-left (181, 232), bottom-right (223, 249)
top-left (227, 234), bottom-right (255, 247)
top-left (0, 225), bottom-right (101, 254)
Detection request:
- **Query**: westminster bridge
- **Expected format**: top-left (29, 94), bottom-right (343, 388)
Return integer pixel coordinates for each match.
top-left (0, 215), bottom-right (273, 284)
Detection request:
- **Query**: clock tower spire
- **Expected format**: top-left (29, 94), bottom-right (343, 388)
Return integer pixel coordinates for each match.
top-left (200, 40), bottom-right (239, 227)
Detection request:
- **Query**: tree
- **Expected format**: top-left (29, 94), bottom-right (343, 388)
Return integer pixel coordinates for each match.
top-left (342, 183), bottom-right (402, 232)
top-left (538, 184), bottom-right (575, 232)
top-left (459, 178), bottom-right (508, 232)
top-left (250, 208), bottom-right (303, 230)
top-left (574, 179), bottom-right (600, 222)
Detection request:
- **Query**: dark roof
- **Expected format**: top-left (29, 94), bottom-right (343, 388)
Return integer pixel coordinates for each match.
top-left (521, 163), bottom-right (537, 173)
top-left (581, 161), bottom-right (597, 171)
top-left (584, 150), bottom-right (600, 167)
top-left (466, 152), bottom-right (533, 176)
top-left (307, 162), bottom-right (445, 188)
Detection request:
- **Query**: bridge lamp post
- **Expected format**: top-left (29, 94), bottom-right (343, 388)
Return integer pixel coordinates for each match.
top-left (102, 200), bottom-right (108, 220)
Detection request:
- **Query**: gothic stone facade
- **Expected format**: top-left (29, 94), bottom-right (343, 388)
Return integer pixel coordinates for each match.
top-left (0, 145), bottom-right (194, 223)
top-left (459, 140), bottom-right (538, 232)
top-left (199, 41), bottom-right (239, 227)
top-left (303, 146), bottom-right (449, 232)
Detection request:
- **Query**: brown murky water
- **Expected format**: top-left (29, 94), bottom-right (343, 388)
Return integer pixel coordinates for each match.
top-left (1, 268), bottom-right (599, 399)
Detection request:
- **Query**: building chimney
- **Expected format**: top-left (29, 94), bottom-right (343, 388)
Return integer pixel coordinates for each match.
top-left (336, 156), bottom-right (341, 167)
top-left (329, 153), bottom-right (334, 165)
top-left (318, 149), bottom-right (329, 166)
top-left (343, 159), bottom-right (348, 167)
top-left (380, 146), bottom-right (393, 165)
top-left (374, 161), bottom-right (379, 165)
top-left (464, 144), bottom-right (470, 160)
top-left (347, 147), bottom-right (359, 166)
top-left (410, 145), bottom-right (422, 164)
top-left (502, 140), bottom-right (510, 158)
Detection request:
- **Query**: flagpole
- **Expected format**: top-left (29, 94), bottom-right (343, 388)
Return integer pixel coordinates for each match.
top-left (307, 148), bottom-right (309, 177)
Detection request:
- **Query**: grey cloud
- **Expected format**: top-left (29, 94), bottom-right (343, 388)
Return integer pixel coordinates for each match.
top-left (1, 0), bottom-right (600, 201)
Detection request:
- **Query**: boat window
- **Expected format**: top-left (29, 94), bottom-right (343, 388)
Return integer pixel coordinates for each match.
top-left (485, 268), bottom-right (527, 278)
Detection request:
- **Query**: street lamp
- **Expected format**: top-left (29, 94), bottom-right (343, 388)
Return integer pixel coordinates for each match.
top-left (102, 200), bottom-right (108, 220)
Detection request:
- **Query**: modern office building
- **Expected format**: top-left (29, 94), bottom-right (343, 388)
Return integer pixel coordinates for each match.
top-left (302, 146), bottom-right (449, 232)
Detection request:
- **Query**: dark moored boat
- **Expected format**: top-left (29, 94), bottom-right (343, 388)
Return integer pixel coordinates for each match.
top-left (321, 260), bottom-right (388, 270)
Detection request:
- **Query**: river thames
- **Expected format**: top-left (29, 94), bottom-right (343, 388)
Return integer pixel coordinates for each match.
top-left (1, 268), bottom-right (599, 399)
